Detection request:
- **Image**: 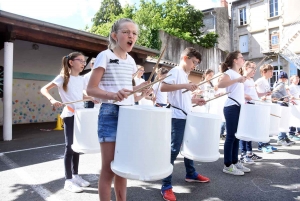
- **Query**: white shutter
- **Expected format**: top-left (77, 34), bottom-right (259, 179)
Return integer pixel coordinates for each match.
top-left (239, 35), bottom-right (249, 53)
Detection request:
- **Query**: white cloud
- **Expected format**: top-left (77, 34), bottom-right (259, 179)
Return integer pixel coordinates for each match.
top-left (189, 0), bottom-right (220, 10)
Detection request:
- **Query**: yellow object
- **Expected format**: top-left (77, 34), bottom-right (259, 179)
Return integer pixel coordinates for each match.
top-left (53, 114), bottom-right (64, 130)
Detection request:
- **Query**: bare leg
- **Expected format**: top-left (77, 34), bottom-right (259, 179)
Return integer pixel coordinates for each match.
top-left (114, 175), bottom-right (127, 201)
top-left (98, 142), bottom-right (117, 201)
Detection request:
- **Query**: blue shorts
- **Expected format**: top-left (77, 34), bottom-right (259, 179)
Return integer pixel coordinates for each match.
top-left (98, 103), bottom-right (119, 143)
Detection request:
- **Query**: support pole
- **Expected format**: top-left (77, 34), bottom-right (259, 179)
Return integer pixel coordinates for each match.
top-left (3, 42), bottom-right (13, 141)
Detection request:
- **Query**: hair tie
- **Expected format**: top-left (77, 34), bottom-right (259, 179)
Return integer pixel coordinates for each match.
top-left (65, 55), bottom-right (69, 59)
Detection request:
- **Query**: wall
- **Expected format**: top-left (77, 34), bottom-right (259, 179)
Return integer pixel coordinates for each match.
top-left (0, 40), bottom-right (77, 125)
top-left (159, 31), bottom-right (227, 75)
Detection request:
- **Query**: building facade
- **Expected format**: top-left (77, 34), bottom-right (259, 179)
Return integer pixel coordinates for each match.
top-left (230, 0), bottom-right (300, 84)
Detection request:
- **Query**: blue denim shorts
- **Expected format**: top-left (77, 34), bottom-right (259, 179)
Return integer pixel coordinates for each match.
top-left (98, 103), bottom-right (119, 143)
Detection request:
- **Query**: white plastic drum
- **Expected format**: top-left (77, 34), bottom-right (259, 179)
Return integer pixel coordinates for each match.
top-left (236, 104), bottom-right (270, 142)
top-left (139, 98), bottom-right (154, 106)
top-left (111, 105), bottom-right (173, 181)
top-left (209, 94), bottom-right (227, 121)
top-left (290, 104), bottom-right (300, 127)
top-left (181, 112), bottom-right (221, 162)
top-left (72, 108), bottom-right (100, 154)
top-left (256, 102), bottom-right (281, 136)
top-left (279, 106), bottom-right (291, 132)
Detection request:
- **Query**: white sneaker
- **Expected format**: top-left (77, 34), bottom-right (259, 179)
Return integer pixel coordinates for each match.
top-left (242, 156), bottom-right (255, 164)
top-left (64, 179), bottom-right (83, 193)
top-left (223, 164), bottom-right (244, 176)
top-left (72, 175), bottom-right (90, 187)
top-left (235, 161), bottom-right (251, 173)
top-left (277, 139), bottom-right (290, 146)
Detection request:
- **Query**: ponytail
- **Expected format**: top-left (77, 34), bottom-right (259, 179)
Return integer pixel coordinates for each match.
top-left (221, 51), bottom-right (241, 73)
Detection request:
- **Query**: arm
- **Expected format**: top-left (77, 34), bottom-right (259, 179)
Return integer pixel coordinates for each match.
top-left (160, 82), bottom-right (197, 92)
top-left (40, 82), bottom-right (63, 108)
top-left (87, 68), bottom-right (131, 102)
top-left (218, 74), bottom-right (246, 88)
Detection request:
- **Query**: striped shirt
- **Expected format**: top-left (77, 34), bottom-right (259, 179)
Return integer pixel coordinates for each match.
top-left (93, 49), bottom-right (137, 105)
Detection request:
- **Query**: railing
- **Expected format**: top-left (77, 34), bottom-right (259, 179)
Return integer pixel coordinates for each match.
top-left (279, 47), bottom-right (300, 69)
top-left (280, 14), bottom-right (300, 51)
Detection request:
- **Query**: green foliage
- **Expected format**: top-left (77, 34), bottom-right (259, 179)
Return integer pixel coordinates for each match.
top-left (90, 0), bottom-right (218, 49)
top-left (92, 0), bottom-right (123, 26)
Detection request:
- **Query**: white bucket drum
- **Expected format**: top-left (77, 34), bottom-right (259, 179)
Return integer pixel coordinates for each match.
top-left (181, 112), bottom-right (221, 162)
top-left (236, 104), bottom-right (270, 142)
top-left (72, 108), bottom-right (100, 154)
top-left (290, 104), bottom-right (300, 127)
top-left (111, 105), bottom-right (173, 181)
top-left (256, 102), bottom-right (281, 136)
top-left (209, 94), bottom-right (227, 121)
top-left (279, 106), bottom-right (291, 132)
top-left (139, 98), bottom-right (154, 106)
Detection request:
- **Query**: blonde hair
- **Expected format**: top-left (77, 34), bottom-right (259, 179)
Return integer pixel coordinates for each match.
top-left (259, 64), bottom-right (274, 76)
top-left (290, 75), bottom-right (299, 83)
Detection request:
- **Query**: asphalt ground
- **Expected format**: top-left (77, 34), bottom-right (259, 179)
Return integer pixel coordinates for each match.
top-left (0, 123), bottom-right (300, 201)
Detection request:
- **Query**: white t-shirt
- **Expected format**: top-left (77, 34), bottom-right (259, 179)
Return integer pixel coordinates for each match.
top-left (164, 66), bottom-right (192, 119)
top-left (93, 49), bottom-right (137, 105)
top-left (289, 83), bottom-right (300, 98)
top-left (255, 77), bottom-right (270, 93)
top-left (244, 78), bottom-right (259, 101)
top-left (134, 77), bottom-right (145, 97)
top-left (52, 75), bottom-right (84, 118)
top-left (224, 69), bottom-right (245, 107)
top-left (152, 82), bottom-right (168, 104)
top-left (83, 71), bottom-right (92, 90)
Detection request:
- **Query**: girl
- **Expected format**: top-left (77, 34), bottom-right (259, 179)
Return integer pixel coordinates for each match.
top-left (87, 18), bottom-right (147, 201)
top-left (200, 69), bottom-right (215, 112)
top-left (218, 51), bottom-right (249, 176)
top-left (40, 52), bottom-right (91, 193)
top-left (239, 61), bottom-right (263, 163)
top-left (152, 67), bottom-right (169, 107)
top-left (288, 75), bottom-right (300, 141)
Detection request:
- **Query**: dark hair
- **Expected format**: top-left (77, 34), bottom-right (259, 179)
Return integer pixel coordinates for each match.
top-left (181, 47), bottom-right (202, 62)
top-left (109, 18), bottom-right (138, 49)
top-left (61, 52), bottom-right (84, 92)
top-left (155, 67), bottom-right (169, 81)
top-left (220, 51), bottom-right (241, 73)
top-left (204, 69), bottom-right (214, 76)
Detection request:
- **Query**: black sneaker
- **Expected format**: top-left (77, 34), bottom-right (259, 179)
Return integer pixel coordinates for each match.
top-left (250, 153), bottom-right (263, 161)
top-left (285, 137), bottom-right (296, 145)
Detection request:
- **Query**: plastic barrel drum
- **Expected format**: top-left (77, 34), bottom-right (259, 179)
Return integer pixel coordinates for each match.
top-left (72, 108), bottom-right (100, 154)
top-left (236, 104), bottom-right (270, 142)
top-left (111, 105), bottom-right (173, 181)
top-left (290, 104), bottom-right (300, 127)
top-left (181, 112), bottom-right (221, 162)
top-left (279, 106), bottom-right (291, 132)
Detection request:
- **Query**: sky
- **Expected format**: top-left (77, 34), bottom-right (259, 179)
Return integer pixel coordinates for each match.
top-left (0, 0), bottom-right (227, 30)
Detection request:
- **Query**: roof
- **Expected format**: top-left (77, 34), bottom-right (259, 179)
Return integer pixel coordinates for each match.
top-left (0, 10), bottom-right (159, 58)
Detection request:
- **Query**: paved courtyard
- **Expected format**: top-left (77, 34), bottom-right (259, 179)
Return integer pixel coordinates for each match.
top-left (0, 123), bottom-right (300, 201)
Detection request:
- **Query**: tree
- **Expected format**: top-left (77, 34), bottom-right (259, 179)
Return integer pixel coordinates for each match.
top-left (92, 0), bottom-right (123, 26)
top-left (90, 0), bottom-right (218, 49)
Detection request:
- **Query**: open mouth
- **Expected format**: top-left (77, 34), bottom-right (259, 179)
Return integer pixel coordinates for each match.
top-left (127, 41), bottom-right (133, 47)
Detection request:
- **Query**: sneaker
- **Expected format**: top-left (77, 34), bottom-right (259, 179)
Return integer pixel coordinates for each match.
top-left (242, 156), bottom-right (255, 164)
top-left (277, 139), bottom-right (291, 146)
top-left (185, 173), bottom-right (210, 183)
top-left (250, 153), bottom-right (263, 161)
top-left (290, 135), bottom-right (300, 141)
top-left (285, 135), bottom-right (300, 144)
top-left (161, 188), bottom-right (176, 201)
top-left (64, 179), bottom-right (83, 193)
top-left (72, 175), bottom-right (90, 187)
top-left (235, 161), bottom-right (251, 173)
top-left (266, 145), bottom-right (278, 152)
top-left (223, 164), bottom-right (244, 176)
top-left (258, 146), bottom-right (273, 153)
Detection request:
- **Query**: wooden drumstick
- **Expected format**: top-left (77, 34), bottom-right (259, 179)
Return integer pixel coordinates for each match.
top-left (63, 99), bottom-right (91, 105)
top-left (113, 74), bottom-right (171, 103)
top-left (270, 113), bottom-right (281, 118)
top-left (192, 92), bottom-right (230, 107)
top-left (182, 73), bottom-right (223, 94)
top-left (147, 45), bottom-right (167, 82)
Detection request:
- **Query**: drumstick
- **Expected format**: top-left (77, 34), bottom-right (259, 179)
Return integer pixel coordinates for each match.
top-left (192, 92), bottom-right (230, 107)
top-left (270, 113), bottom-right (281, 118)
top-left (182, 73), bottom-right (223, 93)
top-left (147, 45), bottom-right (167, 82)
top-left (63, 99), bottom-right (91, 105)
top-left (113, 74), bottom-right (171, 103)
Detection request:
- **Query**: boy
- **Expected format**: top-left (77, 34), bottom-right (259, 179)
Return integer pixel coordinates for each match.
top-left (160, 47), bottom-right (209, 201)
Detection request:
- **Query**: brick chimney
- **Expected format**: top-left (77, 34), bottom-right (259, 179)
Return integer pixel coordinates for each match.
top-left (221, 0), bottom-right (228, 8)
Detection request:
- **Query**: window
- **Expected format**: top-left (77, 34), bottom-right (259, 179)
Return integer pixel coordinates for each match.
top-left (271, 35), bottom-right (278, 45)
top-left (270, 32), bottom-right (279, 50)
top-left (239, 7), bottom-right (247, 25)
top-left (269, 0), bottom-right (278, 17)
top-left (270, 66), bottom-right (282, 87)
top-left (239, 35), bottom-right (249, 53)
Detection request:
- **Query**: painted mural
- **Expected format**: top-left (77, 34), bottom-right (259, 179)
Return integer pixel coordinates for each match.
top-left (0, 79), bottom-right (62, 125)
